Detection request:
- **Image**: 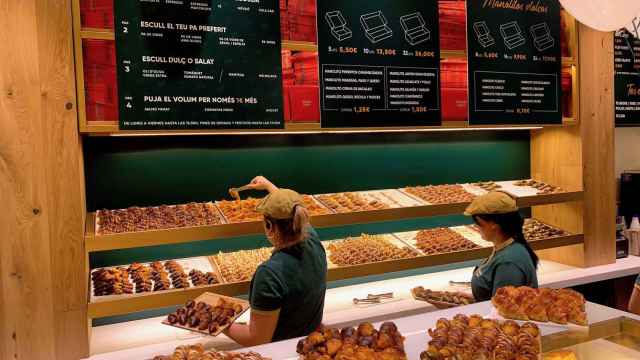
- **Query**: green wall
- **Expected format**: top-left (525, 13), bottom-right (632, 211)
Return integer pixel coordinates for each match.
top-left (85, 130), bottom-right (531, 324)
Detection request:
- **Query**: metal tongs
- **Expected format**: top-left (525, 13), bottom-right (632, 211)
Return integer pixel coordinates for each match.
top-left (228, 184), bottom-right (253, 200)
top-left (353, 292), bottom-right (394, 304)
top-left (449, 281), bottom-right (472, 287)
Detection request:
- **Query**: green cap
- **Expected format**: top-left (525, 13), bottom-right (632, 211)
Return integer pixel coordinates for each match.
top-left (464, 191), bottom-right (517, 216)
top-left (256, 189), bottom-right (303, 219)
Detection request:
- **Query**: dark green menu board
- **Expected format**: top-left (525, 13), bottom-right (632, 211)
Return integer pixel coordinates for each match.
top-left (317, 0), bottom-right (441, 127)
top-left (467, 0), bottom-right (562, 125)
top-left (114, 0), bottom-right (283, 130)
top-left (614, 30), bottom-right (640, 127)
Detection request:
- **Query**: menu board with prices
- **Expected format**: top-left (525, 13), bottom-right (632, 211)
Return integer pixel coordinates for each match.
top-left (114, 0), bottom-right (283, 130)
top-left (317, 0), bottom-right (441, 127)
top-left (614, 30), bottom-right (640, 127)
top-left (467, 0), bottom-right (562, 125)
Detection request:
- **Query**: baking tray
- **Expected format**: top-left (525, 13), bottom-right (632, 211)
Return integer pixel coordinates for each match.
top-left (95, 202), bottom-right (226, 235)
top-left (208, 247), bottom-right (273, 284)
top-left (90, 256), bottom-right (217, 302)
top-left (356, 189), bottom-right (426, 208)
top-left (393, 226), bottom-right (491, 256)
top-left (486, 304), bottom-right (589, 333)
top-left (161, 292), bottom-right (249, 337)
top-left (322, 233), bottom-right (417, 269)
top-left (397, 184), bottom-right (477, 206)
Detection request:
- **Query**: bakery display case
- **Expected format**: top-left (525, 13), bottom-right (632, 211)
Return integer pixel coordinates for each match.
top-left (543, 317), bottom-right (640, 359)
top-left (87, 215), bottom-right (584, 319)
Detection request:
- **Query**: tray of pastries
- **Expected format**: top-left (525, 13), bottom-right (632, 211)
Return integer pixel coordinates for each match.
top-left (216, 195), bottom-right (332, 224)
top-left (491, 286), bottom-right (587, 326)
top-left (90, 257), bottom-right (218, 301)
top-left (215, 197), bottom-right (264, 223)
top-left (297, 322), bottom-right (407, 360)
top-left (163, 293), bottom-right (249, 336)
top-left (153, 344), bottom-right (269, 360)
top-left (508, 179), bottom-right (564, 196)
top-left (411, 286), bottom-right (475, 308)
top-left (395, 227), bottom-right (486, 257)
top-left (316, 192), bottom-right (390, 213)
top-left (400, 184), bottom-right (477, 205)
top-left (210, 247), bottom-right (273, 283)
top-left (470, 181), bottom-right (503, 192)
top-left (324, 234), bottom-right (420, 267)
top-left (524, 219), bottom-right (570, 242)
top-left (421, 314), bottom-right (542, 360)
top-left (96, 202), bottom-right (224, 235)
top-left (356, 189), bottom-right (426, 208)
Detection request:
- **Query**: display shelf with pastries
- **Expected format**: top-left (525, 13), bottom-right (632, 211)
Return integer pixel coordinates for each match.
top-left (85, 180), bottom-right (583, 252)
top-left (87, 220), bottom-right (584, 318)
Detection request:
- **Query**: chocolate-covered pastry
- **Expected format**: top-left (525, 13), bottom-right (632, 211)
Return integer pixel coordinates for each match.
top-left (165, 297), bottom-right (245, 334)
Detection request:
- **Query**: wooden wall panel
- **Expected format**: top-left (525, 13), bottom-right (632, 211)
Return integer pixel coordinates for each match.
top-left (533, 25), bottom-right (615, 268)
top-left (578, 25), bottom-right (616, 267)
top-left (1, 0), bottom-right (87, 359)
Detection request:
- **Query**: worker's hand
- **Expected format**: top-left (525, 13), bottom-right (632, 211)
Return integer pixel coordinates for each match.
top-left (248, 176), bottom-right (278, 193)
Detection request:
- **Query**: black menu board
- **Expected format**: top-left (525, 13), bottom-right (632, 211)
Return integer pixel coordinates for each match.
top-left (467, 0), bottom-right (562, 125)
top-left (614, 30), bottom-right (640, 127)
top-left (114, 0), bottom-right (283, 130)
top-left (317, 0), bottom-right (441, 127)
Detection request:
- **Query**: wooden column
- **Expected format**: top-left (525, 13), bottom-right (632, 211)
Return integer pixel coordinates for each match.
top-left (0, 1), bottom-right (88, 359)
top-left (532, 24), bottom-right (616, 267)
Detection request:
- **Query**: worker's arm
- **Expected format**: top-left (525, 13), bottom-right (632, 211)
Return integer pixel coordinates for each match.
top-left (225, 309), bottom-right (280, 347)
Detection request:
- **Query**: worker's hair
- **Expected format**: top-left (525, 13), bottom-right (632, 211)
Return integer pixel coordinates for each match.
top-left (264, 205), bottom-right (310, 249)
top-left (473, 211), bottom-right (539, 269)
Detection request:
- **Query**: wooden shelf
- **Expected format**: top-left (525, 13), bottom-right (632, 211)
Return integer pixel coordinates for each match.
top-left (86, 190), bottom-right (583, 252)
top-left (82, 120), bottom-right (578, 135)
top-left (87, 233), bottom-right (584, 318)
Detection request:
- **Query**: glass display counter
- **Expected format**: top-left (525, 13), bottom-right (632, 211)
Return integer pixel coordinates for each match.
top-left (544, 317), bottom-right (640, 359)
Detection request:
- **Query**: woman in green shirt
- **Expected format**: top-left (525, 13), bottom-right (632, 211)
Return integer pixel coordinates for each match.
top-left (225, 176), bottom-right (327, 346)
top-left (465, 191), bottom-right (539, 301)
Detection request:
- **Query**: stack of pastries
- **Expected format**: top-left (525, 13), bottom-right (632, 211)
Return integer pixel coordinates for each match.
top-left (91, 267), bottom-right (133, 296)
top-left (297, 322), bottom-right (406, 360)
top-left (421, 314), bottom-right (541, 360)
top-left (492, 286), bottom-right (587, 326)
top-left (152, 344), bottom-right (268, 360)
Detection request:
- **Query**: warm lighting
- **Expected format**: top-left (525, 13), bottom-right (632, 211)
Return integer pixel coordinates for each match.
top-left (560, 0), bottom-right (640, 32)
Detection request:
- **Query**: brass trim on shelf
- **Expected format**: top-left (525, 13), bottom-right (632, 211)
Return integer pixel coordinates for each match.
top-left (87, 191), bottom-right (583, 252)
top-left (87, 234), bottom-right (584, 318)
top-left (80, 28), bottom-right (115, 40)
